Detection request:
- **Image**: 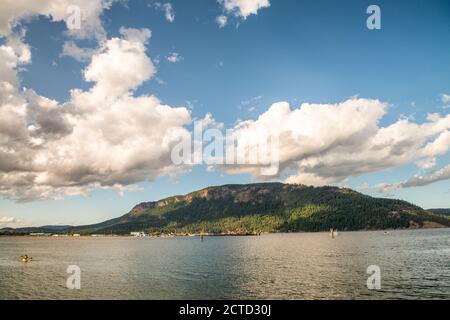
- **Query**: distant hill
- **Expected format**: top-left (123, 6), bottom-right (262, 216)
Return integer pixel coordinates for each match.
top-left (39, 225), bottom-right (72, 231)
top-left (61, 183), bottom-right (449, 235)
top-left (3, 183), bottom-right (449, 236)
top-left (428, 209), bottom-right (450, 216)
top-left (0, 225), bottom-right (72, 236)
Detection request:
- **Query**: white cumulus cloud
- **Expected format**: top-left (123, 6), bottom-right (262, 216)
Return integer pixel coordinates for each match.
top-left (219, 99), bottom-right (450, 187)
top-left (0, 27), bottom-right (192, 202)
top-left (0, 0), bottom-right (111, 40)
top-left (0, 0), bottom-right (113, 63)
top-left (219, 0), bottom-right (270, 19)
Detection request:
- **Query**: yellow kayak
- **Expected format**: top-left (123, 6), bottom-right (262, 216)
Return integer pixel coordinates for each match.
top-left (21, 256), bottom-right (32, 263)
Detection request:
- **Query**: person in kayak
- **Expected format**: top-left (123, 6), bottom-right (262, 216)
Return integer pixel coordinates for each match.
top-left (21, 255), bottom-right (32, 263)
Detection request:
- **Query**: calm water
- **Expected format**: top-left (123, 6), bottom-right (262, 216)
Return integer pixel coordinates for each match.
top-left (0, 229), bottom-right (449, 300)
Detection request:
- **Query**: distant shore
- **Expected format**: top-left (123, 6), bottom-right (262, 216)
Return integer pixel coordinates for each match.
top-left (0, 231), bottom-right (263, 238)
top-left (1, 226), bottom-right (449, 239)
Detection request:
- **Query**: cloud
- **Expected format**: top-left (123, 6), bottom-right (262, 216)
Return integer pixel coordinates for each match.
top-left (0, 45), bottom-right (26, 86)
top-left (399, 164), bottom-right (450, 188)
top-left (219, 99), bottom-right (450, 186)
top-left (61, 41), bottom-right (96, 62)
top-left (380, 164), bottom-right (450, 192)
top-left (420, 130), bottom-right (450, 158)
top-left (199, 113), bottom-right (224, 130)
top-left (0, 217), bottom-right (16, 223)
top-left (162, 3), bottom-right (175, 22)
top-left (0, 0), bottom-right (112, 40)
top-left (285, 173), bottom-right (339, 187)
top-left (84, 28), bottom-right (155, 96)
top-left (216, 15), bottom-right (228, 28)
top-left (416, 157), bottom-right (437, 170)
top-left (154, 2), bottom-right (175, 23)
top-left (0, 216), bottom-right (17, 227)
top-left (119, 26), bottom-right (151, 44)
top-left (166, 52), bottom-right (182, 63)
top-left (240, 95), bottom-right (263, 106)
top-left (0, 28), bottom-right (192, 202)
top-left (441, 93), bottom-right (450, 104)
top-left (0, 0), bottom-right (112, 67)
top-left (218, 0), bottom-right (270, 19)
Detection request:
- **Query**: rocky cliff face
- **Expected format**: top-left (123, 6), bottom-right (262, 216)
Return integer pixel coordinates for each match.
top-left (129, 202), bottom-right (156, 216)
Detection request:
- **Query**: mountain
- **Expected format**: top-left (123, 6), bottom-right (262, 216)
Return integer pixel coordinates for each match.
top-left (61, 183), bottom-right (450, 235)
top-left (2, 183), bottom-right (448, 236)
top-left (0, 225), bottom-right (72, 236)
top-left (39, 225), bottom-right (72, 231)
top-left (428, 209), bottom-right (450, 216)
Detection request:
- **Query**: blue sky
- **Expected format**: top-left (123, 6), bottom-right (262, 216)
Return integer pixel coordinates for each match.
top-left (0, 0), bottom-right (449, 227)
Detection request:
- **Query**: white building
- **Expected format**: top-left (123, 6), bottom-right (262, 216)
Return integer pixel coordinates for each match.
top-left (130, 232), bottom-right (147, 237)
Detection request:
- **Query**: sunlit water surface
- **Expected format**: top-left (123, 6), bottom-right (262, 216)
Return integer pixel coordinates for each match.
top-left (1, 229), bottom-right (449, 300)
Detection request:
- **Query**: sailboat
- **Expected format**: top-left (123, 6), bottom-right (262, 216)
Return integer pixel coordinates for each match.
top-left (330, 228), bottom-right (339, 238)
top-left (333, 229), bottom-right (339, 237)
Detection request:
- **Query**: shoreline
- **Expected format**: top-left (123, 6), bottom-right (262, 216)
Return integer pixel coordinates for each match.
top-left (1, 227), bottom-right (449, 239)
